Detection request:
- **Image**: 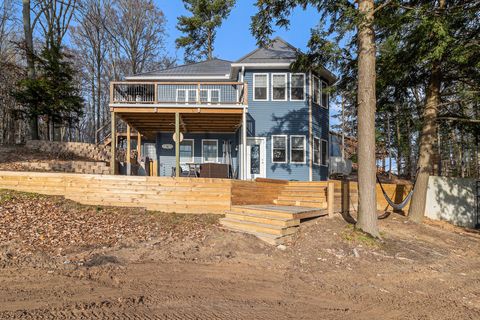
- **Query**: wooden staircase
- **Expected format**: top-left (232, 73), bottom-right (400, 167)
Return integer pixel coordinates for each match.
top-left (220, 205), bottom-right (327, 245)
top-left (273, 182), bottom-right (328, 208)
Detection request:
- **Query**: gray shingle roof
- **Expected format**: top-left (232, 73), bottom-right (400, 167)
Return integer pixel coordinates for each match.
top-left (235, 37), bottom-right (298, 64)
top-left (127, 58), bottom-right (232, 79)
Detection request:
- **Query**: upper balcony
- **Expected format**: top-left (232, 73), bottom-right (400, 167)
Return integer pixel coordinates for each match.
top-left (109, 81), bottom-right (248, 107)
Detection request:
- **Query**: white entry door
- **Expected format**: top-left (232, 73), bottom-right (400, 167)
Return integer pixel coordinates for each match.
top-left (246, 137), bottom-right (266, 180)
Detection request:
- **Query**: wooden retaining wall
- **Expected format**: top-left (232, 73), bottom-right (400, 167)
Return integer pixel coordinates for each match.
top-left (231, 178), bottom-right (288, 205)
top-left (0, 171), bottom-right (232, 214)
top-left (0, 171), bottom-right (412, 215)
top-left (333, 180), bottom-right (413, 213)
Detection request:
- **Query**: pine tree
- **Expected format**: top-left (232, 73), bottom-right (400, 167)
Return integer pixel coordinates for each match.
top-left (176, 0), bottom-right (235, 63)
top-left (12, 45), bottom-right (84, 140)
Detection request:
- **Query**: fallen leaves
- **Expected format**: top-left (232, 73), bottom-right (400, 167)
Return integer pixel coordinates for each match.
top-left (0, 190), bottom-right (218, 256)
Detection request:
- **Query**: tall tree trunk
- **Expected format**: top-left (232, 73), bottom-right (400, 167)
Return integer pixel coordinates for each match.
top-left (408, 62), bottom-right (441, 222)
top-left (22, 0), bottom-right (38, 140)
top-left (207, 28), bottom-right (213, 60)
top-left (395, 105), bottom-right (402, 176)
top-left (355, 0), bottom-right (379, 237)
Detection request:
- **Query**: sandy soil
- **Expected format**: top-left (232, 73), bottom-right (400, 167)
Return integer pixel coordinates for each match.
top-left (0, 190), bottom-right (479, 319)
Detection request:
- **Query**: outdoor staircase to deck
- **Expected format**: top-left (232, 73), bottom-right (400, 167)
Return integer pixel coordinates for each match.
top-left (273, 182), bottom-right (328, 208)
top-left (220, 205), bottom-right (327, 245)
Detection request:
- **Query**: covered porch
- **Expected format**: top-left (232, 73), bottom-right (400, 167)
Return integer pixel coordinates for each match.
top-left (109, 106), bottom-right (249, 179)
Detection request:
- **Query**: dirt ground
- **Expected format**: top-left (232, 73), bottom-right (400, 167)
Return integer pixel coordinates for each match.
top-left (1, 189), bottom-right (479, 319)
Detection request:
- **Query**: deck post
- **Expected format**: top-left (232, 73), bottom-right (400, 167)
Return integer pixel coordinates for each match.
top-left (126, 124), bottom-right (131, 175)
top-left (110, 111), bottom-right (117, 175)
top-left (342, 180), bottom-right (350, 215)
top-left (242, 107), bottom-right (247, 180)
top-left (175, 112), bottom-right (180, 178)
top-left (137, 132), bottom-right (142, 158)
top-left (327, 180), bottom-right (334, 217)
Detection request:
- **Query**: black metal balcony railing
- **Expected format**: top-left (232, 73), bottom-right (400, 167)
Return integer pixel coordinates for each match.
top-left (110, 81), bottom-right (248, 105)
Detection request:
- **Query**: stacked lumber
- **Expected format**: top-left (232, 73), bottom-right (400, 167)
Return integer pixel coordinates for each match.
top-left (220, 205), bottom-right (327, 245)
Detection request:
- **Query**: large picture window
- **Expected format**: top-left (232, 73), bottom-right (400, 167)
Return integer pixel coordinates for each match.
top-left (321, 139), bottom-right (329, 166)
top-left (313, 137), bottom-right (320, 165)
top-left (202, 139), bottom-right (218, 163)
top-left (272, 74), bottom-right (287, 101)
top-left (253, 74), bottom-right (268, 101)
top-left (290, 74), bottom-right (305, 101)
top-left (180, 139), bottom-right (194, 163)
top-left (290, 135), bottom-right (306, 163)
top-left (272, 135), bottom-right (287, 163)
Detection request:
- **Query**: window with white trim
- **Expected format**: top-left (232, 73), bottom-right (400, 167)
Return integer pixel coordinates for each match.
top-left (202, 139), bottom-right (218, 163)
top-left (253, 73), bottom-right (268, 101)
top-left (272, 135), bottom-right (287, 163)
top-left (313, 137), bottom-right (320, 165)
top-left (290, 135), bottom-right (306, 163)
top-left (321, 81), bottom-right (329, 108)
top-left (179, 139), bottom-right (194, 163)
top-left (176, 89), bottom-right (197, 103)
top-left (199, 89), bottom-right (220, 103)
top-left (313, 76), bottom-right (321, 104)
top-left (272, 74), bottom-right (287, 101)
top-left (290, 73), bottom-right (305, 101)
top-left (321, 139), bottom-right (329, 166)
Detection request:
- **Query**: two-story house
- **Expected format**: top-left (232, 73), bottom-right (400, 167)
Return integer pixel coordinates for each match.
top-left (109, 37), bottom-right (335, 181)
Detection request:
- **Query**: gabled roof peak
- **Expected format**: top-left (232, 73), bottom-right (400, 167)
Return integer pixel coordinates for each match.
top-left (234, 37), bottom-right (299, 64)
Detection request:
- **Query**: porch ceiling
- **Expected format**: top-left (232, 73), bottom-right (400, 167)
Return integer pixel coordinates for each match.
top-left (115, 108), bottom-right (243, 135)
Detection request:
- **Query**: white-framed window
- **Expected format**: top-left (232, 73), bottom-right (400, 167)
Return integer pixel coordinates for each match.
top-left (290, 73), bottom-right (306, 101)
top-left (271, 135), bottom-right (287, 163)
top-left (176, 89), bottom-right (197, 103)
top-left (313, 75), bottom-right (321, 104)
top-left (313, 137), bottom-right (320, 165)
top-left (200, 89), bottom-right (221, 103)
top-left (321, 139), bottom-right (329, 166)
top-left (253, 73), bottom-right (269, 101)
top-left (321, 80), bottom-right (329, 108)
top-left (290, 135), bottom-right (306, 163)
top-left (180, 139), bottom-right (194, 163)
top-left (271, 73), bottom-right (287, 101)
top-left (202, 139), bottom-right (218, 163)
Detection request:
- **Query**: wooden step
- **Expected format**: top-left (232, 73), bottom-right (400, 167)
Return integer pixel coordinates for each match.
top-left (274, 199), bottom-right (328, 209)
top-left (219, 218), bottom-right (298, 236)
top-left (230, 206), bottom-right (295, 218)
top-left (219, 223), bottom-right (292, 245)
top-left (276, 195), bottom-right (326, 202)
top-left (225, 211), bottom-right (299, 227)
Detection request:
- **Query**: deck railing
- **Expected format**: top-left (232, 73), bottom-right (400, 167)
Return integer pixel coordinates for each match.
top-left (110, 81), bottom-right (248, 105)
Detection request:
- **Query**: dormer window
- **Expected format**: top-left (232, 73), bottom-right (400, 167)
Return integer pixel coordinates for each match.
top-left (290, 73), bottom-right (305, 101)
top-left (253, 73), bottom-right (268, 101)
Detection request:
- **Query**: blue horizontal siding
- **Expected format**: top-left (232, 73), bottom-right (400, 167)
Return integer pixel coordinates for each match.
top-left (155, 132), bottom-right (238, 177)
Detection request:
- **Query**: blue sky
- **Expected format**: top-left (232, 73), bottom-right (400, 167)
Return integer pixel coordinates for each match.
top-left (157, 0), bottom-right (321, 63)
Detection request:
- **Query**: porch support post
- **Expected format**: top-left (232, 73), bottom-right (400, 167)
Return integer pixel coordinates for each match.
top-left (126, 124), bottom-right (131, 176)
top-left (175, 112), bottom-right (180, 178)
top-left (137, 131), bottom-right (142, 158)
top-left (110, 111), bottom-right (117, 175)
top-left (242, 107), bottom-right (247, 180)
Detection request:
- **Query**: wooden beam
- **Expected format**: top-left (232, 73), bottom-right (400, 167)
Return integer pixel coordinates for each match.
top-left (175, 112), bottom-right (180, 178)
top-left (111, 107), bottom-right (244, 114)
top-left (110, 111), bottom-right (117, 175)
top-left (137, 131), bottom-right (142, 158)
top-left (126, 124), bottom-right (131, 175)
